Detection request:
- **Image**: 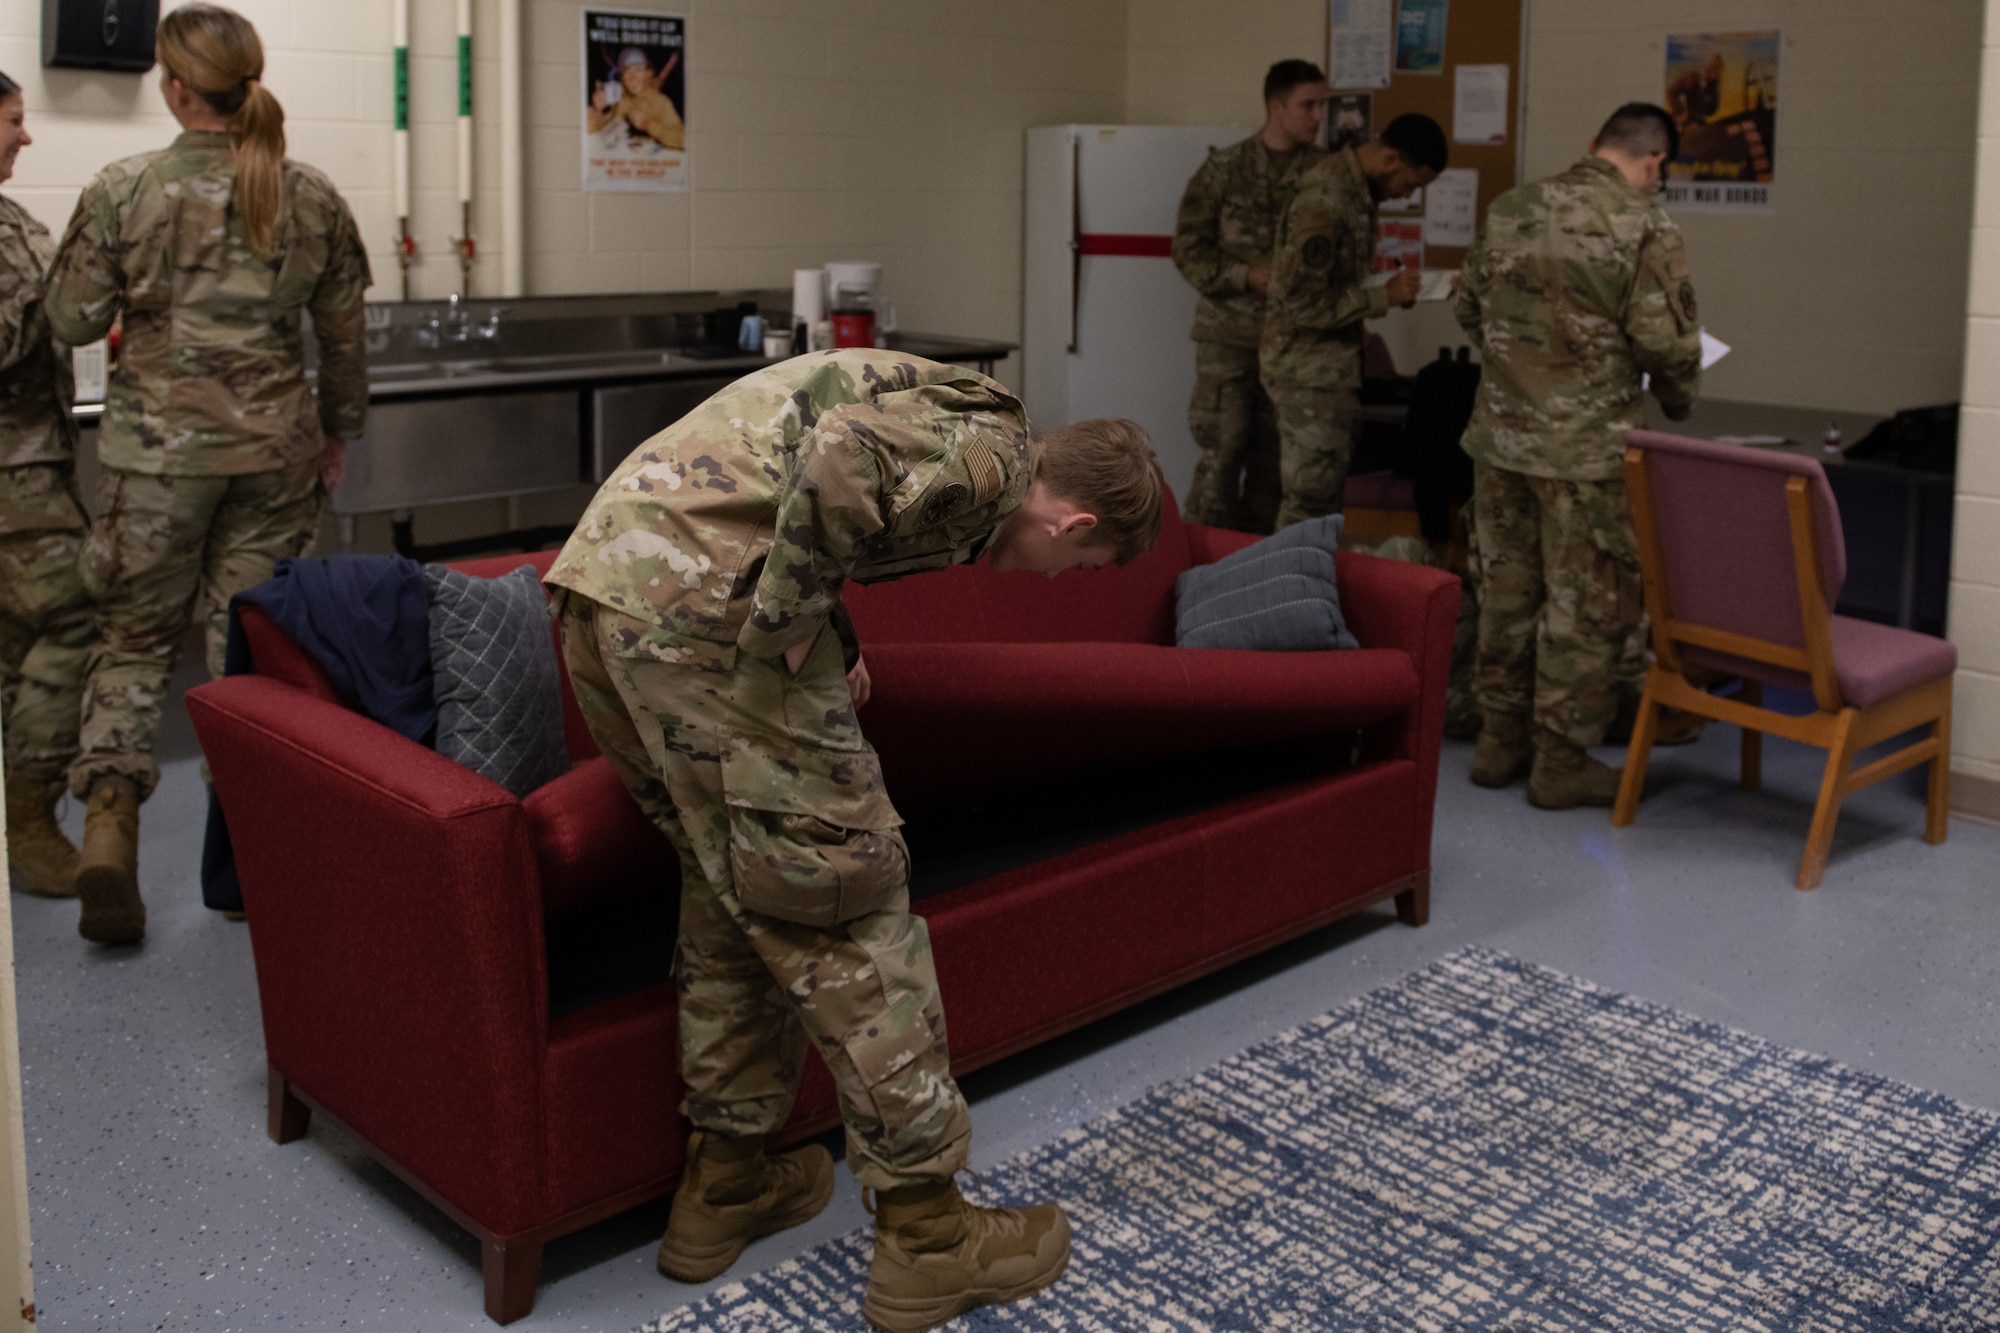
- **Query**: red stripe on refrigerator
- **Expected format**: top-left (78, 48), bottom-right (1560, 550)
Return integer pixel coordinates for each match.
top-left (1076, 233), bottom-right (1174, 257)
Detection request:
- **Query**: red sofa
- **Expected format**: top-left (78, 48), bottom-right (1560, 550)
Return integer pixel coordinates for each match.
top-left (184, 498), bottom-right (1458, 1324)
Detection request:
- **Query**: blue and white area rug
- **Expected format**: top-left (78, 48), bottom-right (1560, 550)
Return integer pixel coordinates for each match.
top-left (640, 947), bottom-right (2000, 1331)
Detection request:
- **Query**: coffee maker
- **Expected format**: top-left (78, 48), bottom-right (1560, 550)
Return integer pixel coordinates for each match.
top-left (825, 261), bottom-right (882, 348)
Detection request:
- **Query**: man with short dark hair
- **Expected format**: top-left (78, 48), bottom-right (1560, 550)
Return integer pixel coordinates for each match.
top-left (1260, 113), bottom-right (1446, 529)
top-left (1455, 102), bottom-right (1703, 810)
top-left (1171, 59), bottom-right (1329, 533)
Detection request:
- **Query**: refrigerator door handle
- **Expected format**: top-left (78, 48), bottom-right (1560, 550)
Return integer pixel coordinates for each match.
top-left (1067, 135), bottom-right (1080, 354)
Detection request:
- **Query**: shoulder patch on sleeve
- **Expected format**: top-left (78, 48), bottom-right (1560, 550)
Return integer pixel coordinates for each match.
top-left (918, 482), bottom-right (970, 529)
top-left (1301, 234), bottom-right (1334, 270)
top-left (1677, 280), bottom-right (1698, 326)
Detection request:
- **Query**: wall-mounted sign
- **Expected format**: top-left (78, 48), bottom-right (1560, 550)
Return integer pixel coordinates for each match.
top-left (1663, 30), bottom-right (1779, 213)
top-left (583, 9), bottom-right (687, 193)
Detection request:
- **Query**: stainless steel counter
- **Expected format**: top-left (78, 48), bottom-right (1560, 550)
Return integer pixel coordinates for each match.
top-left (70, 287), bottom-right (1017, 532)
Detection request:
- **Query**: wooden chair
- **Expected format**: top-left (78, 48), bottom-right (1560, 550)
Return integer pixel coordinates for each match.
top-left (1613, 431), bottom-right (1956, 889)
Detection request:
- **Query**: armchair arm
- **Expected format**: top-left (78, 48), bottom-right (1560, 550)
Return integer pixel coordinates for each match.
top-left (185, 675), bottom-right (556, 1237)
top-left (1335, 551), bottom-right (1461, 871)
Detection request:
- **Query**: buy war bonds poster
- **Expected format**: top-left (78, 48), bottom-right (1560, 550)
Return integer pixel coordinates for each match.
top-left (1663, 30), bottom-right (1778, 213)
top-left (583, 9), bottom-right (687, 192)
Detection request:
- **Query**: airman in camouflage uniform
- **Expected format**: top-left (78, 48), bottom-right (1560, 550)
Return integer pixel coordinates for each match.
top-left (1172, 64), bottom-right (1327, 533)
top-left (0, 188), bottom-right (92, 898)
top-left (44, 127), bottom-right (370, 939)
top-left (1455, 105), bottom-right (1702, 808)
top-left (1261, 117), bottom-right (1444, 531)
top-left (549, 349), bottom-right (1149, 1319)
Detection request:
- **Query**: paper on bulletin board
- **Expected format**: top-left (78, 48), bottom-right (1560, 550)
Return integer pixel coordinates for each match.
top-left (1327, 93), bottom-right (1371, 152)
top-left (1395, 0), bottom-right (1448, 74)
top-left (1453, 64), bottom-right (1509, 144)
top-left (1423, 168), bottom-right (1478, 247)
top-left (1327, 0), bottom-right (1393, 90)
top-left (1374, 220), bottom-right (1424, 272)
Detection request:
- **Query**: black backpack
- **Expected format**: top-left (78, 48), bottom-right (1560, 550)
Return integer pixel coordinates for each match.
top-left (1401, 346), bottom-right (1481, 542)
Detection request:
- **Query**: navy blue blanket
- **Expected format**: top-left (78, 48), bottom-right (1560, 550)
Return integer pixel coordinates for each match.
top-left (202, 554), bottom-right (436, 912)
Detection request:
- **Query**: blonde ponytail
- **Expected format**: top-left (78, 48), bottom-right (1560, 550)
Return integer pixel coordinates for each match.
top-left (157, 4), bottom-right (287, 256)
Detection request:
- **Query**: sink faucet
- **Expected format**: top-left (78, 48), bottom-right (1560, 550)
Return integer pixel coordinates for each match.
top-left (413, 294), bottom-right (501, 350)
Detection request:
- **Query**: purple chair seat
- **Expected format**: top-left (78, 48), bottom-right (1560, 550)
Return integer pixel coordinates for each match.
top-left (1684, 616), bottom-right (1958, 710)
top-left (1344, 471), bottom-right (1416, 510)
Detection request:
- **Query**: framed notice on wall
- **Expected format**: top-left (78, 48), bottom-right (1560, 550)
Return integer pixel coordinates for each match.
top-left (1662, 30), bottom-right (1779, 213)
top-left (583, 9), bottom-right (688, 192)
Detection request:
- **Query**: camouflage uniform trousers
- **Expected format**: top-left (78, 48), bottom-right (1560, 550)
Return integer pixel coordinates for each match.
top-left (1263, 382), bottom-right (1358, 531)
top-left (1361, 533), bottom-right (1482, 741)
top-left (1471, 462), bottom-right (1643, 751)
top-left (0, 464), bottom-right (95, 784)
top-left (70, 460), bottom-right (322, 801)
top-left (1184, 341), bottom-right (1281, 534)
top-left (557, 593), bottom-right (972, 1191)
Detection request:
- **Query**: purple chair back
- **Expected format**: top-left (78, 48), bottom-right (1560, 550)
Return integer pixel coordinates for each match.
top-left (1625, 431), bottom-right (1844, 655)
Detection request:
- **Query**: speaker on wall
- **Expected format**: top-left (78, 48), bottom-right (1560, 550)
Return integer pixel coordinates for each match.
top-left (42, 0), bottom-right (159, 72)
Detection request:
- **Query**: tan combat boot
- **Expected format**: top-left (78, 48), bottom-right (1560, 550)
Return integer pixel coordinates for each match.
top-left (656, 1130), bottom-right (835, 1282)
top-left (1527, 737), bottom-right (1623, 810)
top-left (6, 777), bottom-right (80, 898)
top-left (862, 1179), bottom-right (1071, 1332)
top-left (75, 777), bottom-right (144, 945)
top-left (1469, 712), bottom-right (1533, 788)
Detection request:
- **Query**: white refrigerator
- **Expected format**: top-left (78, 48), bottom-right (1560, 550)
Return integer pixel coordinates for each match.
top-left (1024, 123), bottom-right (1249, 501)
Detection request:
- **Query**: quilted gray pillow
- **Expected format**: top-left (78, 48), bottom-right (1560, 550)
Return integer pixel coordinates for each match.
top-left (1174, 513), bottom-right (1359, 651)
top-left (424, 563), bottom-right (569, 797)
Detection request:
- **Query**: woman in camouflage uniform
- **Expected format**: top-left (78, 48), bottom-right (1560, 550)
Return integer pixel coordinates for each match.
top-left (44, 4), bottom-right (371, 945)
top-left (0, 72), bottom-right (94, 901)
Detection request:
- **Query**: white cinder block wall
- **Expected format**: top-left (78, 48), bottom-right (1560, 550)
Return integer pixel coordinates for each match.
top-left (2, 0), bottom-right (1130, 374)
top-left (1954, 0), bottom-right (2000, 811)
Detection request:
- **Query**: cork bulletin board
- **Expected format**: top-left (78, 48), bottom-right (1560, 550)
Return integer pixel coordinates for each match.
top-left (1326, 0), bottom-right (1526, 270)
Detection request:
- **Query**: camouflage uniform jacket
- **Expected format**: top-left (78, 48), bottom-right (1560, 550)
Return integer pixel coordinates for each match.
top-left (1172, 135), bottom-right (1324, 348)
top-left (546, 350), bottom-right (1033, 669)
top-left (43, 130), bottom-right (371, 477)
top-left (1260, 147), bottom-right (1390, 391)
top-left (1456, 156), bottom-right (1702, 482)
top-left (0, 194), bottom-right (75, 469)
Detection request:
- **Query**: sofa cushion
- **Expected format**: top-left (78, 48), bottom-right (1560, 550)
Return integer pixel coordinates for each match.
top-left (1173, 514), bottom-right (1357, 652)
top-left (426, 564), bottom-right (571, 798)
top-left (524, 755), bottom-right (679, 920)
top-left (860, 640), bottom-right (1416, 812)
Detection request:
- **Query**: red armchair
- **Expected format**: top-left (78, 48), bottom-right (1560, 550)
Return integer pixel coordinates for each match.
top-left (185, 498), bottom-right (1459, 1323)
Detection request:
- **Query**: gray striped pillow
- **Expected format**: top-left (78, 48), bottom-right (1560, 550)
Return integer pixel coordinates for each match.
top-left (1173, 514), bottom-right (1358, 651)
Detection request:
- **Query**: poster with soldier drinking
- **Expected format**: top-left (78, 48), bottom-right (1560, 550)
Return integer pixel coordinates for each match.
top-left (583, 9), bottom-right (687, 192)
top-left (1662, 30), bottom-right (1778, 213)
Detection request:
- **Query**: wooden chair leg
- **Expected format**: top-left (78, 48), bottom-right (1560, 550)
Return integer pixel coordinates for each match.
top-left (267, 1068), bottom-right (311, 1144)
top-left (1926, 697), bottom-right (1952, 845)
top-left (1394, 872), bottom-right (1430, 927)
top-left (483, 1235), bottom-right (544, 1325)
top-left (1739, 679), bottom-right (1763, 793)
top-left (1612, 683), bottom-right (1660, 827)
top-left (1797, 709), bottom-right (1857, 890)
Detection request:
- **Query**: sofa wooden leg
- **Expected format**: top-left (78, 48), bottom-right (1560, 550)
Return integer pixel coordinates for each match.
top-left (483, 1235), bottom-right (543, 1325)
top-left (267, 1069), bottom-right (311, 1144)
top-left (1394, 874), bottom-right (1430, 927)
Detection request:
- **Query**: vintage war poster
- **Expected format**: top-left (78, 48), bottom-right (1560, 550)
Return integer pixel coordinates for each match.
top-left (583, 9), bottom-right (687, 192)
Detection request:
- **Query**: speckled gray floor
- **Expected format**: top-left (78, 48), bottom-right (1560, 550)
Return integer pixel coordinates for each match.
top-left (12, 662), bottom-right (1999, 1330)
